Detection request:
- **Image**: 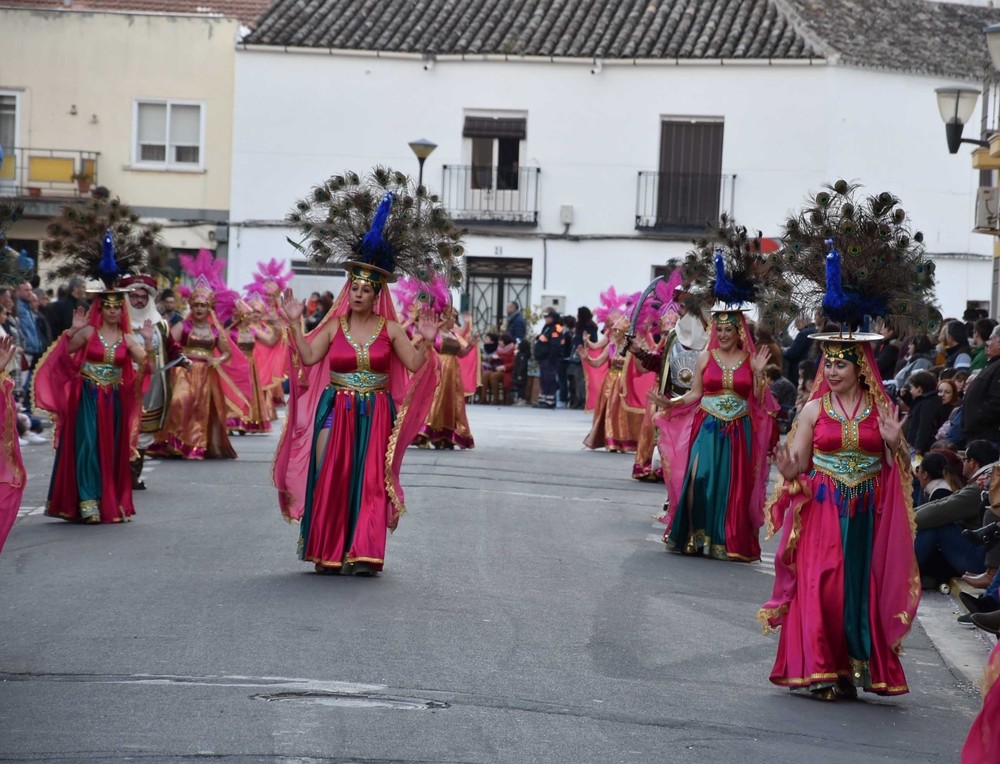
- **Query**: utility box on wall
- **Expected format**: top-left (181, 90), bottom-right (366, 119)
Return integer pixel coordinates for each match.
top-left (541, 294), bottom-right (566, 314)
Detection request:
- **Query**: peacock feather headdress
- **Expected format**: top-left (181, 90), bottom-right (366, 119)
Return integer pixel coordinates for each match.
top-left (0, 198), bottom-right (29, 288)
top-left (286, 166), bottom-right (465, 288)
top-left (679, 214), bottom-right (797, 331)
top-left (778, 180), bottom-right (941, 335)
top-left (41, 187), bottom-right (171, 290)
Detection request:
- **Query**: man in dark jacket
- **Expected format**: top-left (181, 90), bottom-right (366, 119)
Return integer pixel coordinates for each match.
top-left (963, 324), bottom-right (1000, 447)
top-left (45, 276), bottom-right (87, 340)
top-left (505, 302), bottom-right (526, 343)
top-left (533, 307), bottom-right (562, 409)
top-left (904, 370), bottom-right (943, 455)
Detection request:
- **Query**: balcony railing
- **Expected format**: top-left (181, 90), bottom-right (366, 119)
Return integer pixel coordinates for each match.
top-left (635, 171), bottom-right (735, 232)
top-left (441, 165), bottom-right (540, 226)
top-left (0, 147), bottom-right (100, 199)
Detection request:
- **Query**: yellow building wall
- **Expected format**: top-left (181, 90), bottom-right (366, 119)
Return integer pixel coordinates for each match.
top-left (0, 8), bottom-right (236, 214)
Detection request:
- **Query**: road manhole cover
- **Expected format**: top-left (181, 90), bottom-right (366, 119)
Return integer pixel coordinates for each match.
top-left (252, 691), bottom-right (448, 710)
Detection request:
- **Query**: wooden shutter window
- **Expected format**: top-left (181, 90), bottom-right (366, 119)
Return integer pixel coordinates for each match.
top-left (463, 117), bottom-right (527, 140)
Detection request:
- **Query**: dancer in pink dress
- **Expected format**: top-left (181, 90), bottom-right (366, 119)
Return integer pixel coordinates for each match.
top-left (273, 169), bottom-right (464, 575)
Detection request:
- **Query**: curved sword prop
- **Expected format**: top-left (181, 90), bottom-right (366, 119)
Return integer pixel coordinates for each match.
top-left (620, 275), bottom-right (663, 357)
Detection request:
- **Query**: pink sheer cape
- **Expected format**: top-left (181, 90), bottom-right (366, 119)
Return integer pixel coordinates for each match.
top-left (653, 313), bottom-right (778, 530)
top-left (0, 375), bottom-right (25, 553)
top-left (272, 283), bottom-right (440, 529)
top-left (456, 321), bottom-right (480, 396)
top-left (758, 341), bottom-right (920, 659)
top-left (623, 350), bottom-right (657, 412)
top-left (582, 347), bottom-right (609, 411)
top-left (964, 641), bottom-right (1000, 763)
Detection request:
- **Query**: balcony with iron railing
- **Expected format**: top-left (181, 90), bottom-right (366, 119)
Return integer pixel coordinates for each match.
top-left (635, 171), bottom-right (735, 233)
top-left (441, 164), bottom-right (540, 226)
top-left (0, 147), bottom-right (100, 199)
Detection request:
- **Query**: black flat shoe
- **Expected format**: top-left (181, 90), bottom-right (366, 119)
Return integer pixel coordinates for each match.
top-left (960, 591), bottom-right (998, 614)
top-left (971, 609), bottom-right (1000, 635)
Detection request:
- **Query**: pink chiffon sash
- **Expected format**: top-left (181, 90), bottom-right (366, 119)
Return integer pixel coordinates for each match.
top-left (0, 376), bottom-right (25, 553)
top-left (582, 349), bottom-right (609, 411)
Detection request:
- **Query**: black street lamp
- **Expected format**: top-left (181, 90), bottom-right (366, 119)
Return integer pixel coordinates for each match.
top-left (408, 138), bottom-right (437, 193)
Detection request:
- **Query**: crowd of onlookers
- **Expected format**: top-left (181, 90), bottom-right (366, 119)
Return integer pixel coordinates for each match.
top-left (0, 276), bottom-right (185, 447)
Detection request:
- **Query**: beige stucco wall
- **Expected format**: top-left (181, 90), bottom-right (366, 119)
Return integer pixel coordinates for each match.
top-left (0, 8), bottom-right (236, 214)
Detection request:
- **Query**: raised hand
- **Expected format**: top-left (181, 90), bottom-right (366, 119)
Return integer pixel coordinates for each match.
top-left (71, 306), bottom-right (88, 331)
top-left (0, 334), bottom-right (14, 371)
top-left (750, 347), bottom-right (771, 375)
top-left (280, 289), bottom-right (303, 322)
top-left (876, 400), bottom-right (905, 450)
top-left (139, 319), bottom-right (155, 342)
top-left (416, 311), bottom-right (438, 343)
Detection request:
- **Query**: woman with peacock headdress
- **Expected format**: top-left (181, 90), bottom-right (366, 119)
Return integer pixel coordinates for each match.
top-left (147, 250), bottom-right (253, 461)
top-left (274, 167), bottom-right (461, 575)
top-left (582, 286), bottom-right (645, 453)
top-left (650, 218), bottom-right (783, 563)
top-left (0, 199), bottom-right (27, 550)
top-left (759, 180), bottom-right (924, 701)
top-left (32, 222), bottom-right (159, 524)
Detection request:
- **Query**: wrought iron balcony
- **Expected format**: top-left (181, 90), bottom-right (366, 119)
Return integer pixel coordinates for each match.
top-left (441, 164), bottom-right (540, 226)
top-left (635, 171), bottom-right (735, 232)
top-left (0, 147), bottom-right (100, 199)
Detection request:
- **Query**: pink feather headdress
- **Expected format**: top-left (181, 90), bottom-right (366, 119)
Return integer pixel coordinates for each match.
top-left (394, 274), bottom-right (450, 317)
top-left (245, 258), bottom-right (292, 300)
top-left (178, 248), bottom-right (238, 319)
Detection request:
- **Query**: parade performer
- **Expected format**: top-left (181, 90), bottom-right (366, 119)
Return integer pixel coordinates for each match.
top-left (398, 276), bottom-right (478, 450)
top-left (226, 297), bottom-right (280, 434)
top-left (583, 288), bottom-right (643, 452)
top-left (274, 167), bottom-right (462, 574)
top-left (148, 251), bottom-right (251, 459)
top-left (245, 259), bottom-right (292, 408)
top-left (0, 334), bottom-right (22, 550)
top-left (456, 309), bottom-right (481, 399)
top-left (0, 201), bottom-right (27, 549)
top-left (758, 181), bottom-right (938, 699)
top-left (652, 222), bottom-right (784, 562)
top-left (626, 271), bottom-right (684, 482)
top-left (34, 233), bottom-right (154, 523)
top-left (121, 273), bottom-right (187, 489)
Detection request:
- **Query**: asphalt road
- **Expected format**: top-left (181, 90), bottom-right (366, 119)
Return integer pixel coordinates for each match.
top-left (0, 406), bottom-right (986, 763)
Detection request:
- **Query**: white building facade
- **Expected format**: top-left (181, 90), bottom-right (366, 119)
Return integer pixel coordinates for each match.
top-left (229, 0), bottom-right (996, 331)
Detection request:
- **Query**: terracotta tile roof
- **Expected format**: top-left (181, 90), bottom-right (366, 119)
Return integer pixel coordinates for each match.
top-left (0, 0), bottom-right (271, 26)
top-left (244, 0), bottom-right (1000, 79)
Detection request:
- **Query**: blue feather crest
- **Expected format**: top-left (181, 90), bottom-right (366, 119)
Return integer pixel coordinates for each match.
top-left (358, 192), bottom-right (396, 272)
top-left (98, 229), bottom-right (120, 288)
top-left (712, 248), bottom-right (753, 306)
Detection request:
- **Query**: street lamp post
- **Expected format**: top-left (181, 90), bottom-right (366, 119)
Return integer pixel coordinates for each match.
top-left (935, 86), bottom-right (989, 153)
top-left (408, 138), bottom-right (437, 194)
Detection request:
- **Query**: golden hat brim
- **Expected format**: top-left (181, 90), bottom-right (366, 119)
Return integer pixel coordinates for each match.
top-left (343, 260), bottom-right (397, 283)
top-left (810, 331), bottom-right (884, 343)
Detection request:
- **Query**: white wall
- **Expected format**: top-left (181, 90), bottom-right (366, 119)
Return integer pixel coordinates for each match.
top-left (230, 49), bottom-right (991, 321)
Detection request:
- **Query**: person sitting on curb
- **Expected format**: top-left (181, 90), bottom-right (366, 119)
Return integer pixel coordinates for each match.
top-left (915, 440), bottom-right (998, 591)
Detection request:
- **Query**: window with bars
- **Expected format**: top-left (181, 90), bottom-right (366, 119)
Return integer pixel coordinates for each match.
top-left (134, 100), bottom-right (204, 168)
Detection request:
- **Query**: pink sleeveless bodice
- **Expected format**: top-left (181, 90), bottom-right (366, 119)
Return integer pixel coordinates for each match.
top-left (703, 350), bottom-right (752, 398)
top-left (329, 318), bottom-right (392, 374)
top-left (84, 331), bottom-right (129, 367)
